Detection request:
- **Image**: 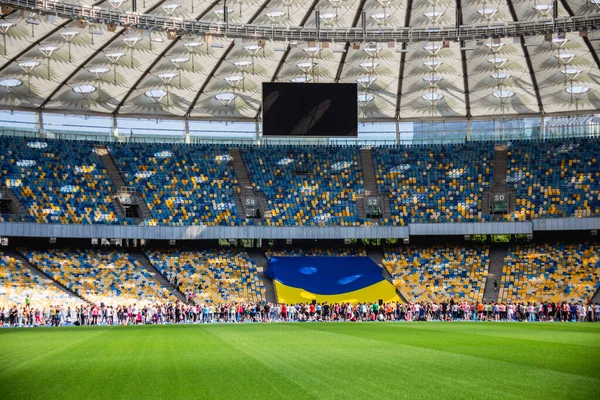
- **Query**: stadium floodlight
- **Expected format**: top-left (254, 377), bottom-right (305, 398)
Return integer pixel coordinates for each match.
top-left (145, 89), bottom-right (167, 103)
top-left (370, 13), bottom-right (391, 26)
top-left (39, 44), bottom-right (60, 78)
top-left (423, 44), bottom-right (442, 56)
top-left (488, 56), bottom-right (507, 69)
top-left (170, 57), bottom-right (189, 88)
top-left (244, 44), bottom-right (262, 55)
top-left (184, 41), bottom-right (202, 71)
top-left (72, 85), bottom-right (97, 99)
top-left (363, 44), bottom-right (382, 58)
top-left (61, 30), bottom-right (79, 62)
top-left (423, 60), bottom-right (442, 71)
top-left (424, 11), bottom-right (444, 24)
top-left (158, 72), bottom-right (178, 85)
top-left (0, 78), bottom-right (22, 93)
top-left (88, 67), bottom-right (110, 100)
top-left (359, 61), bottom-right (379, 73)
top-left (377, 0), bottom-right (392, 8)
top-left (18, 60), bottom-right (39, 94)
top-left (319, 13), bottom-right (337, 27)
top-left (0, 21), bottom-right (15, 56)
top-left (266, 11), bottom-right (286, 24)
top-left (214, 7), bottom-right (233, 21)
top-left (303, 46), bottom-right (321, 58)
top-left (123, 36), bottom-right (141, 68)
top-left (555, 53), bottom-right (575, 66)
top-left (478, 8), bottom-right (498, 22)
top-left (224, 75), bottom-right (244, 91)
top-left (533, 4), bottom-right (553, 17)
top-left (162, 3), bottom-right (181, 16)
top-left (561, 68), bottom-right (582, 82)
top-left (357, 93), bottom-right (374, 108)
top-left (427, 0), bottom-right (441, 5)
top-left (234, 60), bottom-right (253, 73)
top-left (491, 71), bottom-right (511, 83)
top-left (105, 51), bottom-right (125, 84)
top-left (356, 77), bottom-right (377, 89)
top-left (566, 85), bottom-right (589, 99)
top-left (108, 0), bottom-right (128, 9)
top-left (214, 92), bottom-right (237, 106)
top-left (423, 75), bottom-right (443, 87)
top-left (493, 90), bottom-right (514, 105)
top-left (551, 36), bottom-right (569, 48)
top-left (290, 76), bottom-right (311, 83)
top-left (485, 41), bottom-right (504, 53)
top-left (422, 92), bottom-right (444, 105)
top-left (297, 61), bottom-right (316, 80)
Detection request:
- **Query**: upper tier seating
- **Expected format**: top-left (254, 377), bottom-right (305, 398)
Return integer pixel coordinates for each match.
top-left (0, 137), bottom-right (122, 224)
top-left (383, 245), bottom-right (490, 302)
top-left (22, 249), bottom-right (174, 305)
top-left (242, 146), bottom-right (369, 226)
top-left (0, 138), bottom-right (598, 226)
top-left (499, 242), bottom-right (600, 303)
top-left (0, 253), bottom-right (85, 309)
top-left (506, 140), bottom-right (600, 221)
top-left (145, 249), bottom-right (265, 303)
top-left (373, 143), bottom-right (494, 224)
top-left (265, 247), bottom-right (367, 259)
top-left (110, 143), bottom-right (242, 226)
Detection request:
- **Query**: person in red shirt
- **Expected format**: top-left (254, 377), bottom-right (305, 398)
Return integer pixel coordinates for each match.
top-left (281, 304), bottom-right (287, 321)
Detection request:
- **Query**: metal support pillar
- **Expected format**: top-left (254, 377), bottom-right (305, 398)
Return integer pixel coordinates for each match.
top-left (112, 115), bottom-right (119, 138)
top-left (184, 118), bottom-right (191, 144)
top-left (255, 119), bottom-right (260, 143)
top-left (35, 111), bottom-right (44, 132)
top-left (539, 115), bottom-right (545, 140)
top-left (466, 118), bottom-right (472, 142)
top-left (395, 119), bottom-right (400, 145)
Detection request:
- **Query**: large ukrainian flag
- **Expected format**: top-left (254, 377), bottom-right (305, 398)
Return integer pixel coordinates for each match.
top-left (265, 256), bottom-right (401, 304)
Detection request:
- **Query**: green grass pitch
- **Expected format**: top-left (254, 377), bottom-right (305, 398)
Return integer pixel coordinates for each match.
top-left (1, 322), bottom-right (599, 400)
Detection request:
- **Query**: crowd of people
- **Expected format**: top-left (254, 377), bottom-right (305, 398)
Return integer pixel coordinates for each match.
top-left (2, 299), bottom-right (600, 327)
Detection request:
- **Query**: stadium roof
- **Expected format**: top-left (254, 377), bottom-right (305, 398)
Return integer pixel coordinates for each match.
top-left (0, 0), bottom-right (599, 122)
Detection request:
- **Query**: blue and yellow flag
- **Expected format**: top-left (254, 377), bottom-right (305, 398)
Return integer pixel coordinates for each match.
top-left (265, 256), bottom-right (401, 304)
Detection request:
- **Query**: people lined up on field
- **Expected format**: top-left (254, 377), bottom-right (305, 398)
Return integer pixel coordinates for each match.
top-left (1, 300), bottom-right (600, 327)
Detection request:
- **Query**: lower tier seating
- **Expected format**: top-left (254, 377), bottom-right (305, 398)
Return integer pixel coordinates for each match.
top-left (383, 245), bottom-right (490, 302)
top-left (145, 249), bottom-right (265, 303)
top-left (22, 249), bottom-right (174, 305)
top-left (0, 253), bottom-right (85, 309)
top-left (499, 242), bottom-right (600, 303)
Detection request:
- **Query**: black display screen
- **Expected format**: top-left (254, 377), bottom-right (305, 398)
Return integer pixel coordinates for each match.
top-left (262, 83), bottom-right (357, 137)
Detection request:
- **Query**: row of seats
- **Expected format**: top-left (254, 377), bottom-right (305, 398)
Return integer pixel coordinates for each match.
top-left (22, 249), bottom-right (175, 306)
top-left (499, 242), bottom-right (600, 303)
top-left (0, 138), bottom-right (598, 226)
top-left (265, 247), bottom-right (367, 259)
top-left (383, 245), bottom-right (490, 303)
top-left (506, 140), bottom-right (600, 221)
top-left (145, 249), bottom-right (265, 303)
top-left (242, 146), bottom-right (371, 226)
top-left (374, 143), bottom-right (494, 224)
top-left (110, 144), bottom-right (242, 226)
top-left (0, 137), bottom-right (122, 224)
top-left (0, 253), bottom-right (85, 309)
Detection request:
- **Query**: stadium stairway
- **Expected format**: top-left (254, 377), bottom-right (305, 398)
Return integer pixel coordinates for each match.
top-left (129, 252), bottom-right (187, 303)
top-left (94, 145), bottom-right (152, 224)
top-left (367, 249), bottom-right (408, 303)
top-left (9, 250), bottom-right (89, 304)
top-left (0, 185), bottom-right (27, 219)
top-left (247, 249), bottom-right (277, 303)
top-left (359, 148), bottom-right (390, 220)
top-left (482, 246), bottom-right (508, 303)
top-left (592, 287), bottom-right (600, 304)
top-left (493, 144), bottom-right (508, 191)
top-left (228, 148), bottom-right (271, 221)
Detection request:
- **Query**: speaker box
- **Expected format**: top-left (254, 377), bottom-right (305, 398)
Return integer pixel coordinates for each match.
top-left (77, 19), bottom-right (86, 29)
top-left (167, 29), bottom-right (177, 40)
top-left (443, 40), bottom-right (450, 48)
top-left (321, 41), bottom-right (329, 49)
top-left (1, 6), bottom-right (13, 15)
top-left (107, 23), bottom-right (117, 32)
top-left (257, 39), bottom-right (266, 48)
top-left (352, 42), bottom-right (360, 50)
top-left (579, 29), bottom-right (587, 38)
